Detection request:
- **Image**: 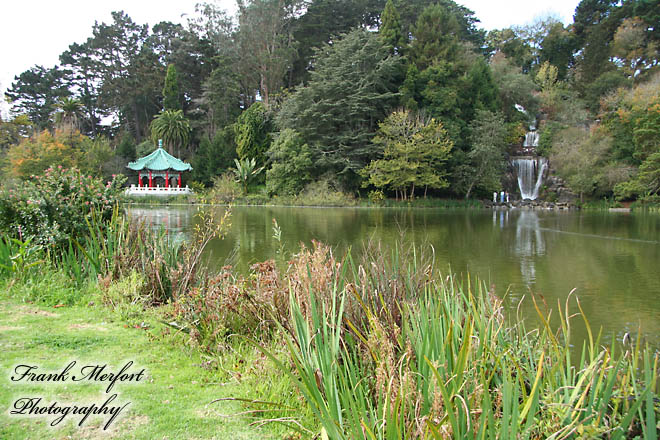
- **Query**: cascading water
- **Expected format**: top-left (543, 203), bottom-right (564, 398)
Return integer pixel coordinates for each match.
top-left (523, 131), bottom-right (539, 148)
top-left (513, 157), bottom-right (547, 200)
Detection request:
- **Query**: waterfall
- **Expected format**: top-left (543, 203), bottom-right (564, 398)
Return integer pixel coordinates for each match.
top-left (523, 131), bottom-right (539, 147)
top-left (513, 157), bottom-right (547, 200)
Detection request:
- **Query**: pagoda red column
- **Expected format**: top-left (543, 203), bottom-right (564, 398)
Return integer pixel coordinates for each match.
top-left (149, 170), bottom-right (153, 188)
top-left (178, 173), bottom-right (181, 188)
top-left (165, 170), bottom-right (169, 188)
top-left (138, 172), bottom-right (142, 187)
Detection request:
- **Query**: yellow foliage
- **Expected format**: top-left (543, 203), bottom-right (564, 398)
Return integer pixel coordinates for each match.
top-left (5, 129), bottom-right (82, 179)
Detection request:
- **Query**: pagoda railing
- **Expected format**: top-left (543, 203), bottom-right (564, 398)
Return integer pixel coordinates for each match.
top-left (125, 185), bottom-right (193, 196)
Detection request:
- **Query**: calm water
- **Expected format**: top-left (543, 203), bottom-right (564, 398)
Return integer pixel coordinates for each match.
top-left (128, 205), bottom-right (660, 347)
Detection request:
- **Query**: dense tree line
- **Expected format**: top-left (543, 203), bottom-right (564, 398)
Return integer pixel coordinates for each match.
top-left (2, 0), bottom-right (659, 202)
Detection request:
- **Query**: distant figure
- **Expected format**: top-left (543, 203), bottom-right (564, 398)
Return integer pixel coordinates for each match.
top-left (493, 192), bottom-right (497, 203)
top-left (500, 191), bottom-right (505, 203)
top-left (506, 192), bottom-right (510, 203)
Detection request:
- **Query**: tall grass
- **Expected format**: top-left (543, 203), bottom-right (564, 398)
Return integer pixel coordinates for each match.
top-left (256, 245), bottom-right (659, 439)
top-left (0, 236), bottom-right (44, 280)
top-left (45, 205), bottom-right (230, 305)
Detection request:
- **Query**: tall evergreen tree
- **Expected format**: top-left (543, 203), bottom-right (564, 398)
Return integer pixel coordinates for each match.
top-left (379, 0), bottom-right (406, 54)
top-left (162, 64), bottom-right (182, 111)
top-left (234, 102), bottom-right (272, 168)
top-left (277, 29), bottom-right (403, 189)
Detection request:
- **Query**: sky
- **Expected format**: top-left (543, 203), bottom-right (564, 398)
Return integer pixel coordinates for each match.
top-left (0, 0), bottom-right (581, 118)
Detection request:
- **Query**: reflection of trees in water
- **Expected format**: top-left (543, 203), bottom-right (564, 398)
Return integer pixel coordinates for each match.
top-left (514, 211), bottom-right (546, 286)
top-left (125, 205), bottom-right (660, 348)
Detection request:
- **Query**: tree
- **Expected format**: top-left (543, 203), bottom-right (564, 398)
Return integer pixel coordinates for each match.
top-left (487, 28), bottom-right (534, 73)
top-left (54, 97), bottom-right (85, 132)
top-left (614, 151), bottom-right (660, 201)
top-left (397, 0), bottom-right (485, 50)
top-left (612, 17), bottom-right (658, 81)
top-left (196, 57), bottom-right (242, 138)
top-left (490, 52), bottom-right (539, 121)
top-left (455, 110), bottom-right (508, 199)
top-left (379, 0), bottom-right (405, 54)
top-left (5, 130), bottom-right (84, 179)
top-left (276, 29), bottom-right (402, 189)
top-left (79, 137), bottom-right (117, 180)
top-left (266, 129), bottom-right (313, 195)
top-left (289, 0), bottom-right (385, 85)
top-left (5, 66), bottom-right (70, 130)
top-left (361, 109), bottom-right (453, 200)
top-left (410, 3), bottom-right (463, 71)
top-left (150, 110), bottom-right (191, 156)
top-left (162, 64), bottom-right (182, 110)
top-left (148, 21), bottom-right (216, 113)
top-left (235, 0), bottom-right (303, 108)
top-left (539, 22), bottom-right (576, 80)
top-left (550, 127), bottom-right (612, 201)
top-left (234, 102), bottom-right (272, 167)
top-left (90, 11), bottom-right (164, 140)
top-left (191, 126), bottom-right (237, 186)
top-left (117, 132), bottom-right (136, 160)
top-left (0, 114), bottom-right (33, 151)
top-left (59, 41), bottom-right (106, 135)
top-left (572, 0), bottom-right (622, 90)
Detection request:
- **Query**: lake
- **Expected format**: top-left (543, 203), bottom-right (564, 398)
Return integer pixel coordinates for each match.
top-left (128, 205), bottom-right (660, 348)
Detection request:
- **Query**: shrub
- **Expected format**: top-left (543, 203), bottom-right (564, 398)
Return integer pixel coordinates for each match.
top-left (368, 189), bottom-right (385, 204)
top-left (98, 270), bottom-right (149, 324)
top-left (207, 173), bottom-right (242, 203)
top-left (0, 167), bottom-right (125, 248)
top-left (266, 129), bottom-right (313, 196)
top-left (4, 130), bottom-right (83, 179)
top-left (172, 240), bottom-right (340, 350)
top-left (293, 178), bottom-right (357, 206)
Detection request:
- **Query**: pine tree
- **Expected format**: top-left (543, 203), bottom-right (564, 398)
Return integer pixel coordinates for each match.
top-left (380, 0), bottom-right (406, 54)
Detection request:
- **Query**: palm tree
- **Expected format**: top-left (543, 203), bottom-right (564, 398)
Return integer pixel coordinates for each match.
top-left (150, 110), bottom-right (191, 156)
top-left (54, 97), bottom-right (84, 132)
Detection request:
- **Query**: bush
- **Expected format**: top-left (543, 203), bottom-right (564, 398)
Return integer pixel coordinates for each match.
top-left (266, 129), bottom-right (312, 196)
top-left (0, 167), bottom-right (125, 248)
top-left (207, 173), bottom-right (242, 204)
top-left (293, 178), bottom-right (357, 206)
top-left (368, 190), bottom-right (385, 204)
top-left (98, 270), bottom-right (149, 324)
top-left (172, 240), bottom-right (338, 351)
top-left (4, 130), bottom-right (83, 179)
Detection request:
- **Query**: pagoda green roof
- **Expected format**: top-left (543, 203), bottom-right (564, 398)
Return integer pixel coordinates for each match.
top-left (127, 147), bottom-right (192, 172)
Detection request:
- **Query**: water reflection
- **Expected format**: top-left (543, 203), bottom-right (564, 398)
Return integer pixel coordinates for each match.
top-left (514, 211), bottom-right (546, 286)
top-left (492, 209), bottom-right (509, 229)
top-left (125, 206), bottom-right (193, 244)
top-left (125, 205), bottom-right (660, 348)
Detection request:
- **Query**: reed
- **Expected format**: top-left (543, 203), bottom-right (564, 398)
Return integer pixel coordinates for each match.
top-left (258, 245), bottom-right (659, 439)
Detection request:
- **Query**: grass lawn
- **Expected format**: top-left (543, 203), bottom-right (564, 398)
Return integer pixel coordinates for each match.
top-left (0, 295), bottom-right (298, 439)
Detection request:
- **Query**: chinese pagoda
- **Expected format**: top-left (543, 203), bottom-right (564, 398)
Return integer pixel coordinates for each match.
top-left (125, 139), bottom-right (193, 195)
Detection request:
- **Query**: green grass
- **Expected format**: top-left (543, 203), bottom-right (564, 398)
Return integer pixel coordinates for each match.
top-left (0, 286), bottom-right (301, 439)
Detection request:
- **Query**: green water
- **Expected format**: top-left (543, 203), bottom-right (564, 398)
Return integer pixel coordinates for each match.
top-left (128, 205), bottom-right (660, 347)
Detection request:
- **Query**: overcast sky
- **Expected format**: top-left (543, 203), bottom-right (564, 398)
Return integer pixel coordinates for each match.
top-left (1, 0), bottom-right (581, 118)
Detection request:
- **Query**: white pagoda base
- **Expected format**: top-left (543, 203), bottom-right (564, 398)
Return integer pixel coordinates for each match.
top-left (125, 184), bottom-right (193, 196)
